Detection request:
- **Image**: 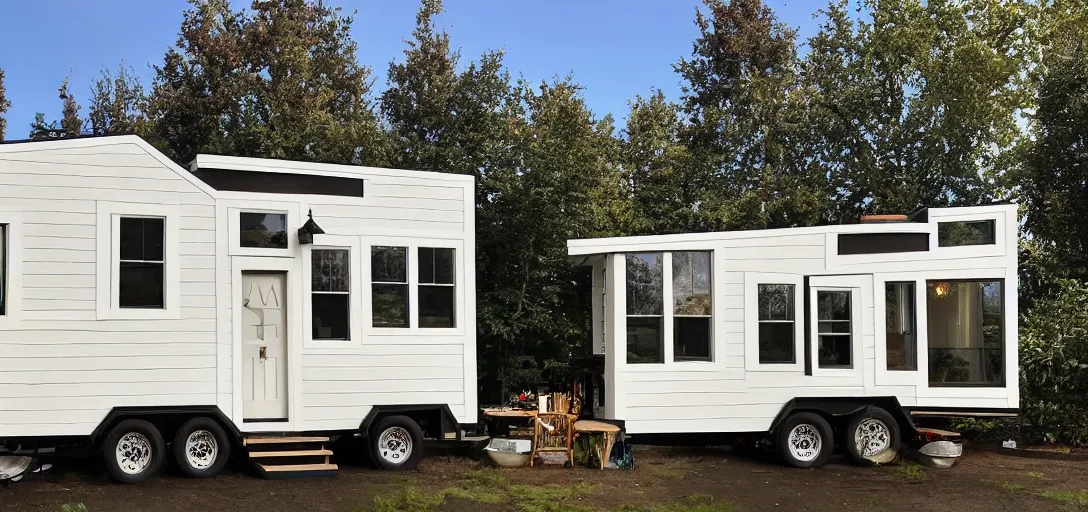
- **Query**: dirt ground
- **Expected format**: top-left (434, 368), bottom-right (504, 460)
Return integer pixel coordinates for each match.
top-left (3, 443), bottom-right (1088, 511)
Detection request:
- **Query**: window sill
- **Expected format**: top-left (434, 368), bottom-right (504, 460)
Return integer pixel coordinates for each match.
top-left (928, 382), bottom-right (1006, 388)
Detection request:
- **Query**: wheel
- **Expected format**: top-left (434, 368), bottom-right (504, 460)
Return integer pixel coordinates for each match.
top-left (846, 407), bottom-right (901, 465)
top-left (173, 417), bottom-right (231, 477)
top-left (776, 412), bottom-right (834, 469)
top-left (102, 419), bottom-right (166, 483)
top-left (368, 415), bottom-right (424, 470)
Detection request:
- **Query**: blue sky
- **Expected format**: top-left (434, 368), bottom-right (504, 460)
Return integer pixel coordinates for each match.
top-left (0, 0), bottom-right (824, 138)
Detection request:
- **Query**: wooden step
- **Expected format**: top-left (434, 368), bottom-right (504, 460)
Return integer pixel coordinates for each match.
top-left (248, 449), bottom-right (333, 458)
top-left (258, 463), bottom-right (338, 473)
top-left (243, 436), bottom-right (330, 446)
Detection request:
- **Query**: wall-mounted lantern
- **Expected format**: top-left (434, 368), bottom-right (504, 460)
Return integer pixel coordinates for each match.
top-left (297, 209), bottom-right (325, 245)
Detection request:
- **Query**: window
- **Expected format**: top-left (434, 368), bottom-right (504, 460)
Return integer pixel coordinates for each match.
top-left (418, 247), bottom-right (455, 328)
top-left (372, 246), bottom-right (409, 328)
top-left (938, 220), bottom-right (996, 247)
top-left (758, 284), bottom-right (795, 364)
top-left (673, 251), bottom-right (711, 361)
top-left (817, 290), bottom-right (852, 368)
top-left (927, 280), bottom-right (1004, 386)
top-left (886, 282), bottom-right (917, 370)
top-left (626, 253), bottom-right (663, 364)
top-left (240, 212), bottom-right (288, 249)
top-left (118, 217), bottom-right (165, 308)
top-left (311, 249), bottom-right (350, 340)
top-left (0, 224), bottom-right (6, 315)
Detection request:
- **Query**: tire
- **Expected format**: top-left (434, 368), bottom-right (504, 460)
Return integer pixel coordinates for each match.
top-left (173, 417), bottom-right (231, 478)
top-left (102, 419), bottom-right (166, 484)
top-left (776, 412), bottom-right (834, 469)
top-left (845, 407), bottom-right (901, 465)
top-left (368, 415), bottom-right (424, 470)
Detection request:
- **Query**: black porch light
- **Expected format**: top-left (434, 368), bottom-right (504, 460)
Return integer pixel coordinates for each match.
top-left (298, 209), bottom-right (325, 245)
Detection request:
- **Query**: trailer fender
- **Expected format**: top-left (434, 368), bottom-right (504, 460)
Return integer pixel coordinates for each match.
top-left (359, 404), bottom-right (460, 441)
top-left (768, 397), bottom-right (916, 439)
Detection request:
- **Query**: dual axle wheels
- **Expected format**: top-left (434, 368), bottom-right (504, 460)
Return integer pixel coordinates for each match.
top-left (102, 417), bottom-right (231, 484)
top-left (777, 407), bottom-right (900, 468)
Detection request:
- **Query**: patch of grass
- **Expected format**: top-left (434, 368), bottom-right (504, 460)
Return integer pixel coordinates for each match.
top-left (1035, 490), bottom-right (1088, 505)
top-left (613, 494), bottom-right (736, 512)
top-left (1027, 471), bottom-right (1045, 478)
top-left (896, 463), bottom-right (927, 482)
top-left (361, 471), bottom-right (595, 512)
top-left (365, 488), bottom-right (445, 512)
top-left (61, 505), bottom-right (88, 512)
top-left (1000, 483), bottom-right (1025, 491)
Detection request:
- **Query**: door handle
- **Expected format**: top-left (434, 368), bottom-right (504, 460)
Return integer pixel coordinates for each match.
top-left (259, 346), bottom-right (267, 362)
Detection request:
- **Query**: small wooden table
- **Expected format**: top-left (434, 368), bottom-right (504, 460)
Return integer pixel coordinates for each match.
top-left (574, 420), bottom-right (622, 470)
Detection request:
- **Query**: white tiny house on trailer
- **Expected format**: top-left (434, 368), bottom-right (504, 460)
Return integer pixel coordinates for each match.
top-left (0, 135), bottom-right (476, 481)
top-left (568, 204), bottom-right (1018, 467)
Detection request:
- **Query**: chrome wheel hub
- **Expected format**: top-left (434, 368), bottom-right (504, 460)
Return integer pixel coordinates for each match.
top-left (116, 432), bottom-right (153, 475)
top-left (787, 424), bottom-right (822, 462)
top-left (185, 430), bottom-right (219, 470)
top-left (377, 426), bottom-right (412, 464)
top-left (855, 418), bottom-right (892, 458)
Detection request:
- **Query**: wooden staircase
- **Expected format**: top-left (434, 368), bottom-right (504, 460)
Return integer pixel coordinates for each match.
top-left (242, 436), bottom-right (338, 479)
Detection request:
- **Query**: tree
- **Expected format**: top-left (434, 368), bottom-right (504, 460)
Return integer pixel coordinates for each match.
top-left (620, 91), bottom-right (695, 235)
top-left (799, 0), bottom-right (1031, 222)
top-left (88, 63), bottom-right (147, 136)
top-left (29, 76), bottom-right (83, 140)
top-left (0, 69), bottom-right (10, 141)
top-left (145, 0), bottom-right (389, 165)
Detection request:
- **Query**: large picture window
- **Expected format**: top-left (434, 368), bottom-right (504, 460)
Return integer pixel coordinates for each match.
top-left (626, 253), bottom-right (663, 364)
top-left (311, 249), bottom-right (350, 340)
top-left (886, 282), bottom-right (917, 370)
top-left (927, 280), bottom-right (1004, 386)
top-left (372, 246), bottom-right (409, 328)
top-left (758, 284), bottom-right (795, 364)
top-left (673, 251), bottom-right (711, 361)
top-left (418, 247), bottom-right (455, 328)
top-left (118, 217), bottom-right (165, 308)
top-left (817, 290), bottom-right (852, 368)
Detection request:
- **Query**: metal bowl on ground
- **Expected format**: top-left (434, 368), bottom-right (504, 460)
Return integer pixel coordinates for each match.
top-left (485, 448), bottom-right (531, 467)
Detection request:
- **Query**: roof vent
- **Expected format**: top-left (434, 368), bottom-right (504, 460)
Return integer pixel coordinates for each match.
top-left (860, 214), bottom-right (909, 224)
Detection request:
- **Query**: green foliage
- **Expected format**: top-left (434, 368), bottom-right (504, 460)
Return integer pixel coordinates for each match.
top-left (1035, 490), bottom-right (1088, 505)
top-left (0, 68), bottom-right (10, 141)
top-left (30, 75), bottom-right (83, 140)
top-left (1000, 483), bottom-right (1025, 491)
top-left (896, 463), bottom-right (927, 482)
top-left (60, 504), bottom-right (88, 512)
top-left (88, 63), bottom-right (147, 136)
top-left (360, 471), bottom-right (595, 512)
top-left (613, 494), bottom-right (736, 512)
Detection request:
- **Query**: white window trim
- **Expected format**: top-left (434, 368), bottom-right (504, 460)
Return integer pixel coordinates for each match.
top-left (362, 235), bottom-right (465, 337)
top-left (302, 235), bottom-right (362, 348)
top-left (671, 251), bottom-right (714, 363)
top-left (228, 205), bottom-right (297, 258)
top-left (96, 201), bottom-right (181, 320)
top-left (808, 275), bottom-right (868, 379)
top-left (873, 274), bottom-right (925, 386)
top-left (744, 272), bottom-right (804, 373)
top-left (370, 245), bottom-right (411, 329)
top-left (929, 210), bottom-right (1007, 259)
top-left (0, 212), bottom-right (23, 327)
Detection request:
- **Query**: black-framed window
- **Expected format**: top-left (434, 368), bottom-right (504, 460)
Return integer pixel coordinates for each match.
top-left (418, 247), bottom-right (455, 328)
top-left (372, 246), bottom-right (408, 328)
top-left (312, 249), bottom-right (350, 340)
top-left (817, 290), bottom-right (852, 368)
top-left (927, 280), bottom-right (1004, 386)
top-left (240, 212), bottom-right (288, 249)
top-left (118, 217), bottom-right (165, 308)
top-left (626, 253), bottom-right (663, 364)
top-left (758, 284), bottom-right (795, 364)
top-left (0, 224), bottom-right (6, 316)
top-left (937, 220), bottom-right (996, 247)
top-left (886, 282), bottom-right (917, 370)
top-left (673, 251), bottom-right (711, 361)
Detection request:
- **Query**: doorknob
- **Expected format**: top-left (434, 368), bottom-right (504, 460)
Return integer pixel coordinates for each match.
top-left (259, 346), bottom-right (267, 362)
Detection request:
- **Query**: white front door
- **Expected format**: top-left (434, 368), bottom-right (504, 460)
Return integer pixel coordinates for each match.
top-left (242, 272), bottom-right (288, 421)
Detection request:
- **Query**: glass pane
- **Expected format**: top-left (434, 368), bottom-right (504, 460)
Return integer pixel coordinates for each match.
top-left (372, 283), bottom-right (409, 328)
top-left (926, 280), bottom-right (1004, 385)
top-left (818, 320), bottom-right (850, 334)
top-left (818, 335), bottom-right (852, 367)
top-left (674, 317), bottom-right (711, 361)
top-left (758, 284), bottom-right (794, 321)
top-left (312, 250), bottom-right (349, 292)
top-left (626, 253), bottom-right (663, 316)
top-left (938, 220), bottom-right (996, 247)
top-left (240, 212), bottom-right (288, 249)
top-left (418, 247), bottom-right (435, 284)
top-left (673, 251), bottom-right (711, 315)
top-left (758, 322), bottom-right (794, 363)
top-left (886, 282), bottom-right (917, 370)
top-left (419, 285), bottom-right (455, 328)
top-left (626, 316), bottom-right (663, 364)
top-left (371, 246), bottom-right (407, 283)
top-left (119, 262), bottom-right (164, 308)
top-left (120, 217), bottom-right (164, 261)
top-left (817, 290), bottom-right (850, 321)
top-left (312, 294), bottom-right (349, 340)
top-left (434, 248), bottom-right (455, 285)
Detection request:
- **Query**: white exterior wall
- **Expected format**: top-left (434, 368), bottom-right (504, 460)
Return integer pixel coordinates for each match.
top-left (0, 138), bottom-right (218, 437)
top-left (571, 204), bottom-right (1019, 435)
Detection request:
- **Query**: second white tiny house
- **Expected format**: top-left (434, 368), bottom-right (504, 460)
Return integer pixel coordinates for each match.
top-left (0, 135), bottom-right (476, 481)
top-left (568, 205), bottom-right (1018, 467)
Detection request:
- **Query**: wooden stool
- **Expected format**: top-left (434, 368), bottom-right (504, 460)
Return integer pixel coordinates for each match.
top-left (574, 420), bottom-right (622, 469)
